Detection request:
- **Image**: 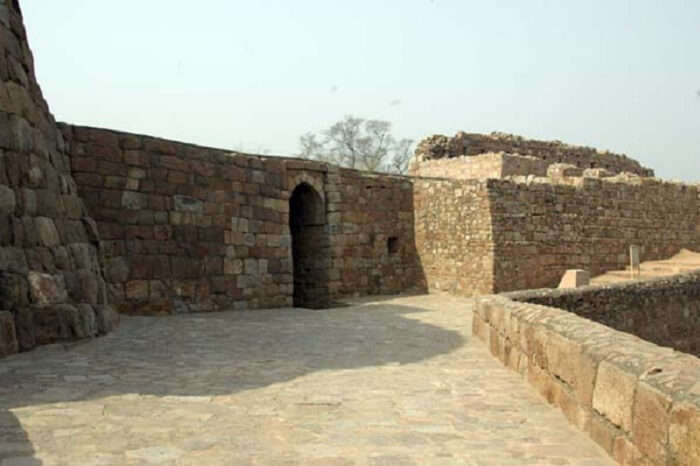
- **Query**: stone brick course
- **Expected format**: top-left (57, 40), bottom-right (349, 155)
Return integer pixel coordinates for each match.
top-left (409, 152), bottom-right (548, 179)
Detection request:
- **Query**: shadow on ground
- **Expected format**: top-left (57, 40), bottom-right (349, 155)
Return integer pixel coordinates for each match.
top-left (0, 301), bottom-right (465, 464)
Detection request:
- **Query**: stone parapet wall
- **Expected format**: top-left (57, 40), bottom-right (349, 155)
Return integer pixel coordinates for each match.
top-left (414, 131), bottom-right (654, 178)
top-left (505, 271), bottom-right (700, 357)
top-left (408, 153), bottom-right (548, 180)
top-left (473, 294), bottom-right (700, 465)
top-left (488, 175), bottom-right (699, 292)
top-left (0, 3), bottom-right (118, 357)
top-left (412, 178), bottom-right (493, 295)
top-left (59, 124), bottom-right (423, 314)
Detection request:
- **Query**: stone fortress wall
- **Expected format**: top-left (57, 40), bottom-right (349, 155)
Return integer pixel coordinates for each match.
top-left (59, 124), bottom-right (423, 315)
top-left (0, 2), bottom-right (118, 357)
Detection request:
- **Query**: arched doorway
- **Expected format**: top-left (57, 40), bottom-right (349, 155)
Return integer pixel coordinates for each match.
top-left (289, 183), bottom-right (330, 308)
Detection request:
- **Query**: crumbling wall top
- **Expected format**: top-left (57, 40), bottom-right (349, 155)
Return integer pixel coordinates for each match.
top-left (414, 131), bottom-right (654, 178)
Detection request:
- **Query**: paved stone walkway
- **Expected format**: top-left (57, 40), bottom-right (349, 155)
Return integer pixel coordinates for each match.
top-left (0, 295), bottom-right (614, 465)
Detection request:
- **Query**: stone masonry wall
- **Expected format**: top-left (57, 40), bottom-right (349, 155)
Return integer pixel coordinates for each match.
top-left (60, 124), bottom-right (423, 314)
top-left (409, 152), bottom-right (548, 180)
top-left (415, 131), bottom-right (654, 177)
top-left (488, 175), bottom-right (699, 292)
top-left (0, 2), bottom-right (118, 357)
top-left (473, 295), bottom-right (700, 465)
top-left (506, 270), bottom-right (700, 357)
top-left (412, 178), bottom-right (493, 295)
top-left (330, 169), bottom-right (424, 299)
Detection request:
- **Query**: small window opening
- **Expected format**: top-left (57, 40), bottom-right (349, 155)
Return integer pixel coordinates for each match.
top-left (387, 236), bottom-right (399, 255)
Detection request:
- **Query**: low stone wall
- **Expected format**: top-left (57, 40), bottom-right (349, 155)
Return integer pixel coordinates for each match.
top-left (408, 153), bottom-right (547, 180)
top-left (473, 295), bottom-right (700, 465)
top-left (505, 271), bottom-right (700, 357)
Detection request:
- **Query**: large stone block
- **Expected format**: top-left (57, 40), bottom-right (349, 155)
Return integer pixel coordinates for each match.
top-left (35, 216), bottom-right (61, 246)
top-left (0, 184), bottom-right (16, 214)
top-left (558, 269), bottom-right (590, 288)
top-left (592, 361), bottom-right (637, 433)
top-left (631, 382), bottom-right (670, 462)
top-left (669, 402), bottom-right (700, 466)
top-left (27, 271), bottom-right (68, 307)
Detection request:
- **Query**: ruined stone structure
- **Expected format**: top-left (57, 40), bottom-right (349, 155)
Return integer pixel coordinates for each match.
top-left (411, 131), bottom-right (654, 177)
top-left (2, 2), bottom-right (700, 464)
top-left (1, 0), bottom-right (699, 358)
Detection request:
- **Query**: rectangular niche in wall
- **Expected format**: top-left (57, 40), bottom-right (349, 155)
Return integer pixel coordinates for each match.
top-left (387, 236), bottom-right (399, 255)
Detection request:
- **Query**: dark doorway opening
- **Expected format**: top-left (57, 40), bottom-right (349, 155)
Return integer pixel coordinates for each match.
top-left (289, 183), bottom-right (330, 308)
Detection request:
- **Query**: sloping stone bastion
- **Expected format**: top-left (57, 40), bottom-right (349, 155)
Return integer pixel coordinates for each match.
top-left (1, 1), bottom-right (699, 464)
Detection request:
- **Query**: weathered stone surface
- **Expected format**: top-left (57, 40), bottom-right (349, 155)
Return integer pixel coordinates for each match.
top-left (94, 304), bottom-right (120, 334)
top-left (0, 310), bottom-right (18, 357)
top-left (632, 382), bottom-right (670, 461)
top-left (593, 363), bottom-right (636, 432)
top-left (27, 272), bottom-right (68, 307)
top-left (0, 184), bottom-right (16, 214)
top-left (34, 216), bottom-right (60, 246)
top-left (669, 402), bottom-right (700, 466)
top-left (104, 257), bottom-right (130, 283)
top-left (173, 195), bottom-right (203, 213)
top-left (0, 271), bottom-right (29, 310)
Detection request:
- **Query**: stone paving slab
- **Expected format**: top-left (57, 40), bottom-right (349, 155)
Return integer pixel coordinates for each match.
top-left (0, 294), bottom-right (614, 465)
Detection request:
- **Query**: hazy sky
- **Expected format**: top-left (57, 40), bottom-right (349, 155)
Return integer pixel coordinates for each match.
top-left (22, 1), bottom-right (700, 181)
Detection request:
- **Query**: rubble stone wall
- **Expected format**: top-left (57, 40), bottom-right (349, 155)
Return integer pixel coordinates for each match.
top-left (414, 132), bottom-right (654, 177)
top-left (0, 2), bottom-right (117, 358)
top-left (505, 270), bottom-right (700, 357)
top-left (487, 176), bottom-right (699, 292)
top-left (60, 124), bottom-right (423, 314)
top-left (473, 295), bottom-right (700, 465)
top-left (412, 178), bottom-right (493, 295)
top-left (409, 153), bottom-right (548, 180)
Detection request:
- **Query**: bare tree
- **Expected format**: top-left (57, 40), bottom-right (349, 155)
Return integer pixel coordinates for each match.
top-left (299, 115), bottom-right (413, 174)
